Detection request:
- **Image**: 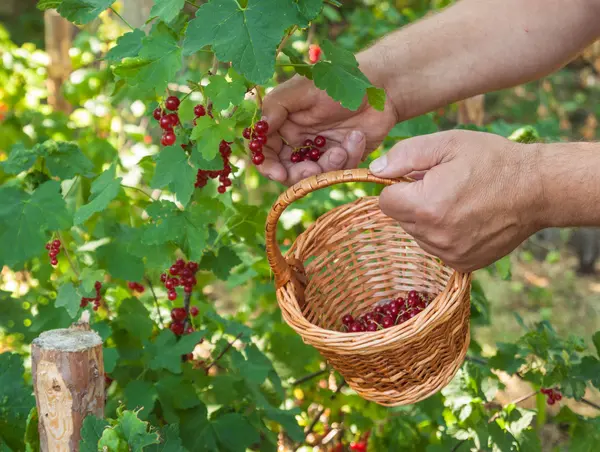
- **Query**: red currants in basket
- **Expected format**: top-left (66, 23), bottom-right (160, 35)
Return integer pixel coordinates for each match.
top-left (339, 290), bottom-right (433, 333)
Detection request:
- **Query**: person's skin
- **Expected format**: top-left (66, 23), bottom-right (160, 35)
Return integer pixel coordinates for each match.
top-left (260, 0), bottom-right (600, 272)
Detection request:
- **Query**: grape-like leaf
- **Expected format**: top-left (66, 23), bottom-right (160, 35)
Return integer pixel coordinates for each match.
top-left (190, 116), bottom-right (236, 161)
top-left (114, 23), bottom-right (182, 97)
top-left (80, 268), bottom-right (106, 293)
top-left (1, 143), bottom-right (38, 174)
top-left (145, 330), bottom-right (204, 374)
top-left (57, 0), bottom-right (116, 25)
top-left (0, 181), bottom-right (71, 267)
top-left (183, 0), bottom-right (298, 84)
top-left (388, 114), bottom-right (439, 139)
top-left (115, 410), bottom-right (159, 452)
top-left (150, 0), bottom-right (185, 24)
top-left (103, 347), bottom-right (119, 374)
top-left (74, 163), bottom-right (122, 225)
top-left (156, 375), bottom-right (202, 423)
top-left (79, 416), bottom-right (109, 452)
top-left (55, 283), bottom-right (81, 318)
top-left (24, 407), bottom-right (40, 452)
top-left (593, 331), bottom-right (600, 358)
top-left (151, 146), bottom-right (196, 207)
top-left (366, 87), bottom-right (385, 112)
top-left (212, 414), bottom-right (260, 452)
top-left (0, 353), bottom-right (35, 450)
top-left (106, 29), bottom-right (145, 62)
top-left (199, 246), bottom-right (241, 280)
top-left (147, 424), bottom-right (185, 452)
top-left (37, 0), bottom-right (61, 10)
top-left (124, 381), bottom-right (158, 420)
top-left (44, 141), bottom-right (95, 179)
top-left (116, 297), bottom-right (154, 341)
top-left (98, 242), bottom-right (144, 281)
top-left (204, 74), bottom-right (247, 111)
top-left (296, 0), bottom-right (323, 21)
top-left (313, 40), bottom-right (383, 111)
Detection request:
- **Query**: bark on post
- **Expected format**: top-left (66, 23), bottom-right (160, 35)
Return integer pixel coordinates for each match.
top-left (31, 322), bottom-right (104, 452)
top-left (44, 9), bottom-right (74, 114)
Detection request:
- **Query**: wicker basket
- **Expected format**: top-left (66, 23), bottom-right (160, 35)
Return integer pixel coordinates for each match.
top-left (265, 169), bottom-right (472, 406)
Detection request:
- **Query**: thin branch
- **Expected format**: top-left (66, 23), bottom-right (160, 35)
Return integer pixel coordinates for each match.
top-left (110, 7), bottom-right (134, 31)
top-left (185, 0), bottom-right (198, 8)
top-left (204, 332), bottom-right (243, 374)
top-left (292, 369), bottom-right (328, 386)
top-left (304, 381), bottom-right (347, 437)
top-left (145, 276), bottom-right (164, 327)
top-left (122, 185), bottom-right (153, 199)
top-left (451, 440), bottom-right (466, 452)
top-left (57, 232), bottom-right (80, 277)
top-left (581, 397), bottom-right (600, 410)
top-left (183, 291), bottom-right (192, 331)
top-left (489, 391), bottom-right (537, 423)
top-left (276, 25), bottom-right (297, 57)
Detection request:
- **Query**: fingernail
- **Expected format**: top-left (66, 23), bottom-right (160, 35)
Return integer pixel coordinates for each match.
top-left (328, 148), bottom-right (347, 166)
top-left (369, 155), bottom-right (387, 173)
top-left (349, 130), bottom-right (364, 146)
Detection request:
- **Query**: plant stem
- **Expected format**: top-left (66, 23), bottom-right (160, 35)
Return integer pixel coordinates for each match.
top-left (488, 391), bottom-right (537, 423)
top-left (276, 25), bottom-right (297, 57)
top-left (451, 440), bottom-right (466, 452)
top-left (303, 381), bottom-right (347, 437)
top-left (57, 232), bottom-right (80, 277)
top-left (145, 276), bottom-right (164, 327)
top-left (581, 397), bottom-right (600, 410)
top-left (183, 290), bottom-right (192, 331)
top-left (204, 332), bottom-right (243, 374)
top-left (185, 0), bottom-right (198, 8)
top-left (276, 63), bottom-right (310, 68)
top-left (292, 368), bottom-right (328, 386)
top-left (110, 7), bottom-right (134, 31)
top-left (121, 185), bottom-right (153, 199)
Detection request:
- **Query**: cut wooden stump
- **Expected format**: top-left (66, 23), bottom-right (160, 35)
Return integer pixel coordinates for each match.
top-left (31, 321), bottom-right (104, 452)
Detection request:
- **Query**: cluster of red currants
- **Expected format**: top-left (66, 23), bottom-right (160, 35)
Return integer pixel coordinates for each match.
top-left (169, 305), bottom-right (199, 336)
top-left (160, 259), bottom-right (198, 302)
top-left (127, 281), bottom-right (145, 293)
top-left (45, 239), bottom-right (61, 266)
top-left (290, 135), bottom-right (327, 163)
top-left (80, 281), bottom-right (103, 311)
top-left (308, 44), bottom-right (322, 64)
top-left (340, 290), bottom-right (432, 332)
top-left (541, 387), bottom-right (562, 405)
top-left (242, 120), bottom-right (269, 166)
top-left (153, 95), bottom-right (182, 146)
top-left (195, 140), bottom-right (232, 194)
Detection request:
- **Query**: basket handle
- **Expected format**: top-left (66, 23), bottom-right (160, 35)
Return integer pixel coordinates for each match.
top-left (265, 168), bottom-right (412, 289)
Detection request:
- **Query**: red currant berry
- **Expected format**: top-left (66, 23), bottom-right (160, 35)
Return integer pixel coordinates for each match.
top-left (165, 113), bottom-right (179, 126)
top-left (342, 314), bottom-right (354, 325)
top-left (291, 152), bottom-right (302, 163)
top-left (45, 243), bottom-right (51, 250)
top-left (159, 115), bottom-right (172, 130)
top-left (162, 132), bottom-right (176, 146)
top-left (180, 268), bottom-right (192, 279)
top-left (187, 261), bottom-right (198, 272)
top-left (194, 104), bottom-right (206, 117)
top-left (171, 307), bottom-right (187, 321)
top-left (382, 316), bottom-right (395, 328)
top-left (554, 392), bottom-right (562, 401)
top-left (252, 152), bottom-right (265, 165)
top-left (242, 127), bottom-right (252, 139)
top-left (254, 120), bottom-right (269, 135)
top-left (172, 277), bottom-right (181, 286)
top-left (208, 171), bottom-right (220, 179)
top-left (53, 239), bottom-right (61, 248)
top-left (169, 265), bottom-right (179, 275)
top-left (94, 281), bottom-right (102, 291)
top-left (49, 250), bottom-right (58, 258)
top-left (160, 273), bottom-right (167, 282)
top-left (309, 148), bottom-right (320, 161)
top-left (367, 323), bottom-right (378, 332)
top-left (303, 139), bottom-right (314, 147)
top-left (349, 322), bottom-right (362, 333)
top-left (165, 96), bottom-right (180, 111)
top-left (184, 285), bottom-right (193, 293)
top-left (190, 306), bottom-right (199, 317)
top-left (185, 326), bottom-right (194, 334)
top-left (167, 291), bottom-right (177, 301)
top-left (222, 178), bottom-right (232, 187)
top-left (165, 279), bottom-right (175, 290)
top-left (314, 135), bottom-right (326, 147)
top-left (547, 398), bottom-right (556, 405)
top-left (184, 353), bottom-right (194, 361)
top-left (128, 282), bottom-right (136, 289)
top-left (308, 44), bottom-right (322, 64)
top-left (408, 290), bottom-right (419, 300)
top-left (170, 322), bottom-right (184, 335)
top-left (374, 306), bottom-right (385, 315)
top-left (249, 139), bottom-right (262, 153)
top-left (50, 258), bottom-right (58, 266)
top-left (153, 107), bottom-right (163, 120)
top-left (255, 134), bottom-right (267, 145)
top-left (217, 185), bottom-right (227, 194)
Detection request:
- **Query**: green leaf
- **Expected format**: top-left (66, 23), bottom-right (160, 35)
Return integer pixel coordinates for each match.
top-left (204, 75), bottom-right (247, 111)
top-left (116, 410), bottom-right (159, 451)
top-left (213, 413), bottom-right (260, 451)
top-left (296, 0), bottom-right (323, 21)
top-left (55, 283), bottom-right (81, 318)
top-left (124, 381), bottom-right (158, 419)
top-left (74, 163), bottom-right (122, 225)
top-left (37, 0), bottom-right (62, 10)
top-left (57, 0), bottom-right (116, 25)
top-left (98, 242), bottom-right (145, 281)
top-left (146, 330), bottom-right (204, 374)
top-left (106, 29), bottom-right (145, 62)
top-left (183, 0), bottom-right (298, 84)
top-left (24, 408), bottom-right (40, 452)
top-left (494, 255), bottom-right (512, 280)
top-left (80, 268), bottom-right (106, 293)
top-left (114, 23), bottom-right (182, 97)
top-left (0, 181), bottom-right (71, 267)
top-left (44, 141), bottom-right (94, 179)
top-left (0, 143), bottom-right (38, 174)
top-left (366, 87), bottom-right (385, 112)
top-left (593, 331), bottom-right (600, 357)
top-left (0, 353), bottom-right (35, 451)
top-left (151, 146), bottom-right (196, 207)
top-left (156, 375), bottom-right (202, 422)
top-left (281, 47), bottom-right (313, 79)
top-left (191, 116), bottom-right (236, 161)
top-left (263, 406), bottom-right (303, 442)
top-left (150, 0), bottom-right (185, 23)
top-left (192, 152), bottom-right (225, 171)
top-left (388, 114), bottom-right (438, 139)
top-left (178, 405), bottom-right (214, 451)
top-left (199, 246), bottom-right (241, 280)
top-left (116, 297), bottom-right (154, 341)
top-left (104, 347), bottom-right (119, 373)
top-left (148, 424), bottom-right (185, 452)
top-left (312, 40), bottom-right (379, 111)
top-left (80, 416), bottom-right (110, 452)
top-left (98, 428), bottom-right (128, 452)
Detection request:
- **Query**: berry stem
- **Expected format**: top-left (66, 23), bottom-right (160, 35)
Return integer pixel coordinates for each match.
top-left (56, 232), bottom-right (80, 277)
top-left (182, 290), bottom-right (192, 332)
top-left (145, 276), bottom-right (165, 327)
top-left (121, 184), bottom-right (153, 199)
top-left (303, 381), bottom-right (347, 438)
top-left (275, 63), bottom-right (311, 68)
top-left (276, 25), bottom-right (298, 57)
top-left (204, 332), bottom-right (243, 375)
top-left (184, 0), bottom-right (198, 8)
top-left (291, 368), bottom-right (329, 386)
top-left (109, 7), bottom-right (134, 31)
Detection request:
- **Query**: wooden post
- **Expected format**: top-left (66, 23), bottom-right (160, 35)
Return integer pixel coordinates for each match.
top-left (44, 9), bottom-right (74, 114)
top-left (31, 320), bottom-right (104, 452)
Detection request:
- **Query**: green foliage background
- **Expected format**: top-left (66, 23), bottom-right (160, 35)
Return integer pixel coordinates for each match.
top-left (0, 0), bottom-right (599, 451)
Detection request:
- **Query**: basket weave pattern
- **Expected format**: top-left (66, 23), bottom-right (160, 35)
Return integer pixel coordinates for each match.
top-left (266, 169), bottom-right (471, 406)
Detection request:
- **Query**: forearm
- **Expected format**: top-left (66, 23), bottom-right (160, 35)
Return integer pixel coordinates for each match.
top-left (359, 0), bottom-right (600, 120)
top-left (533, 142), bottom-right (600, 229)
